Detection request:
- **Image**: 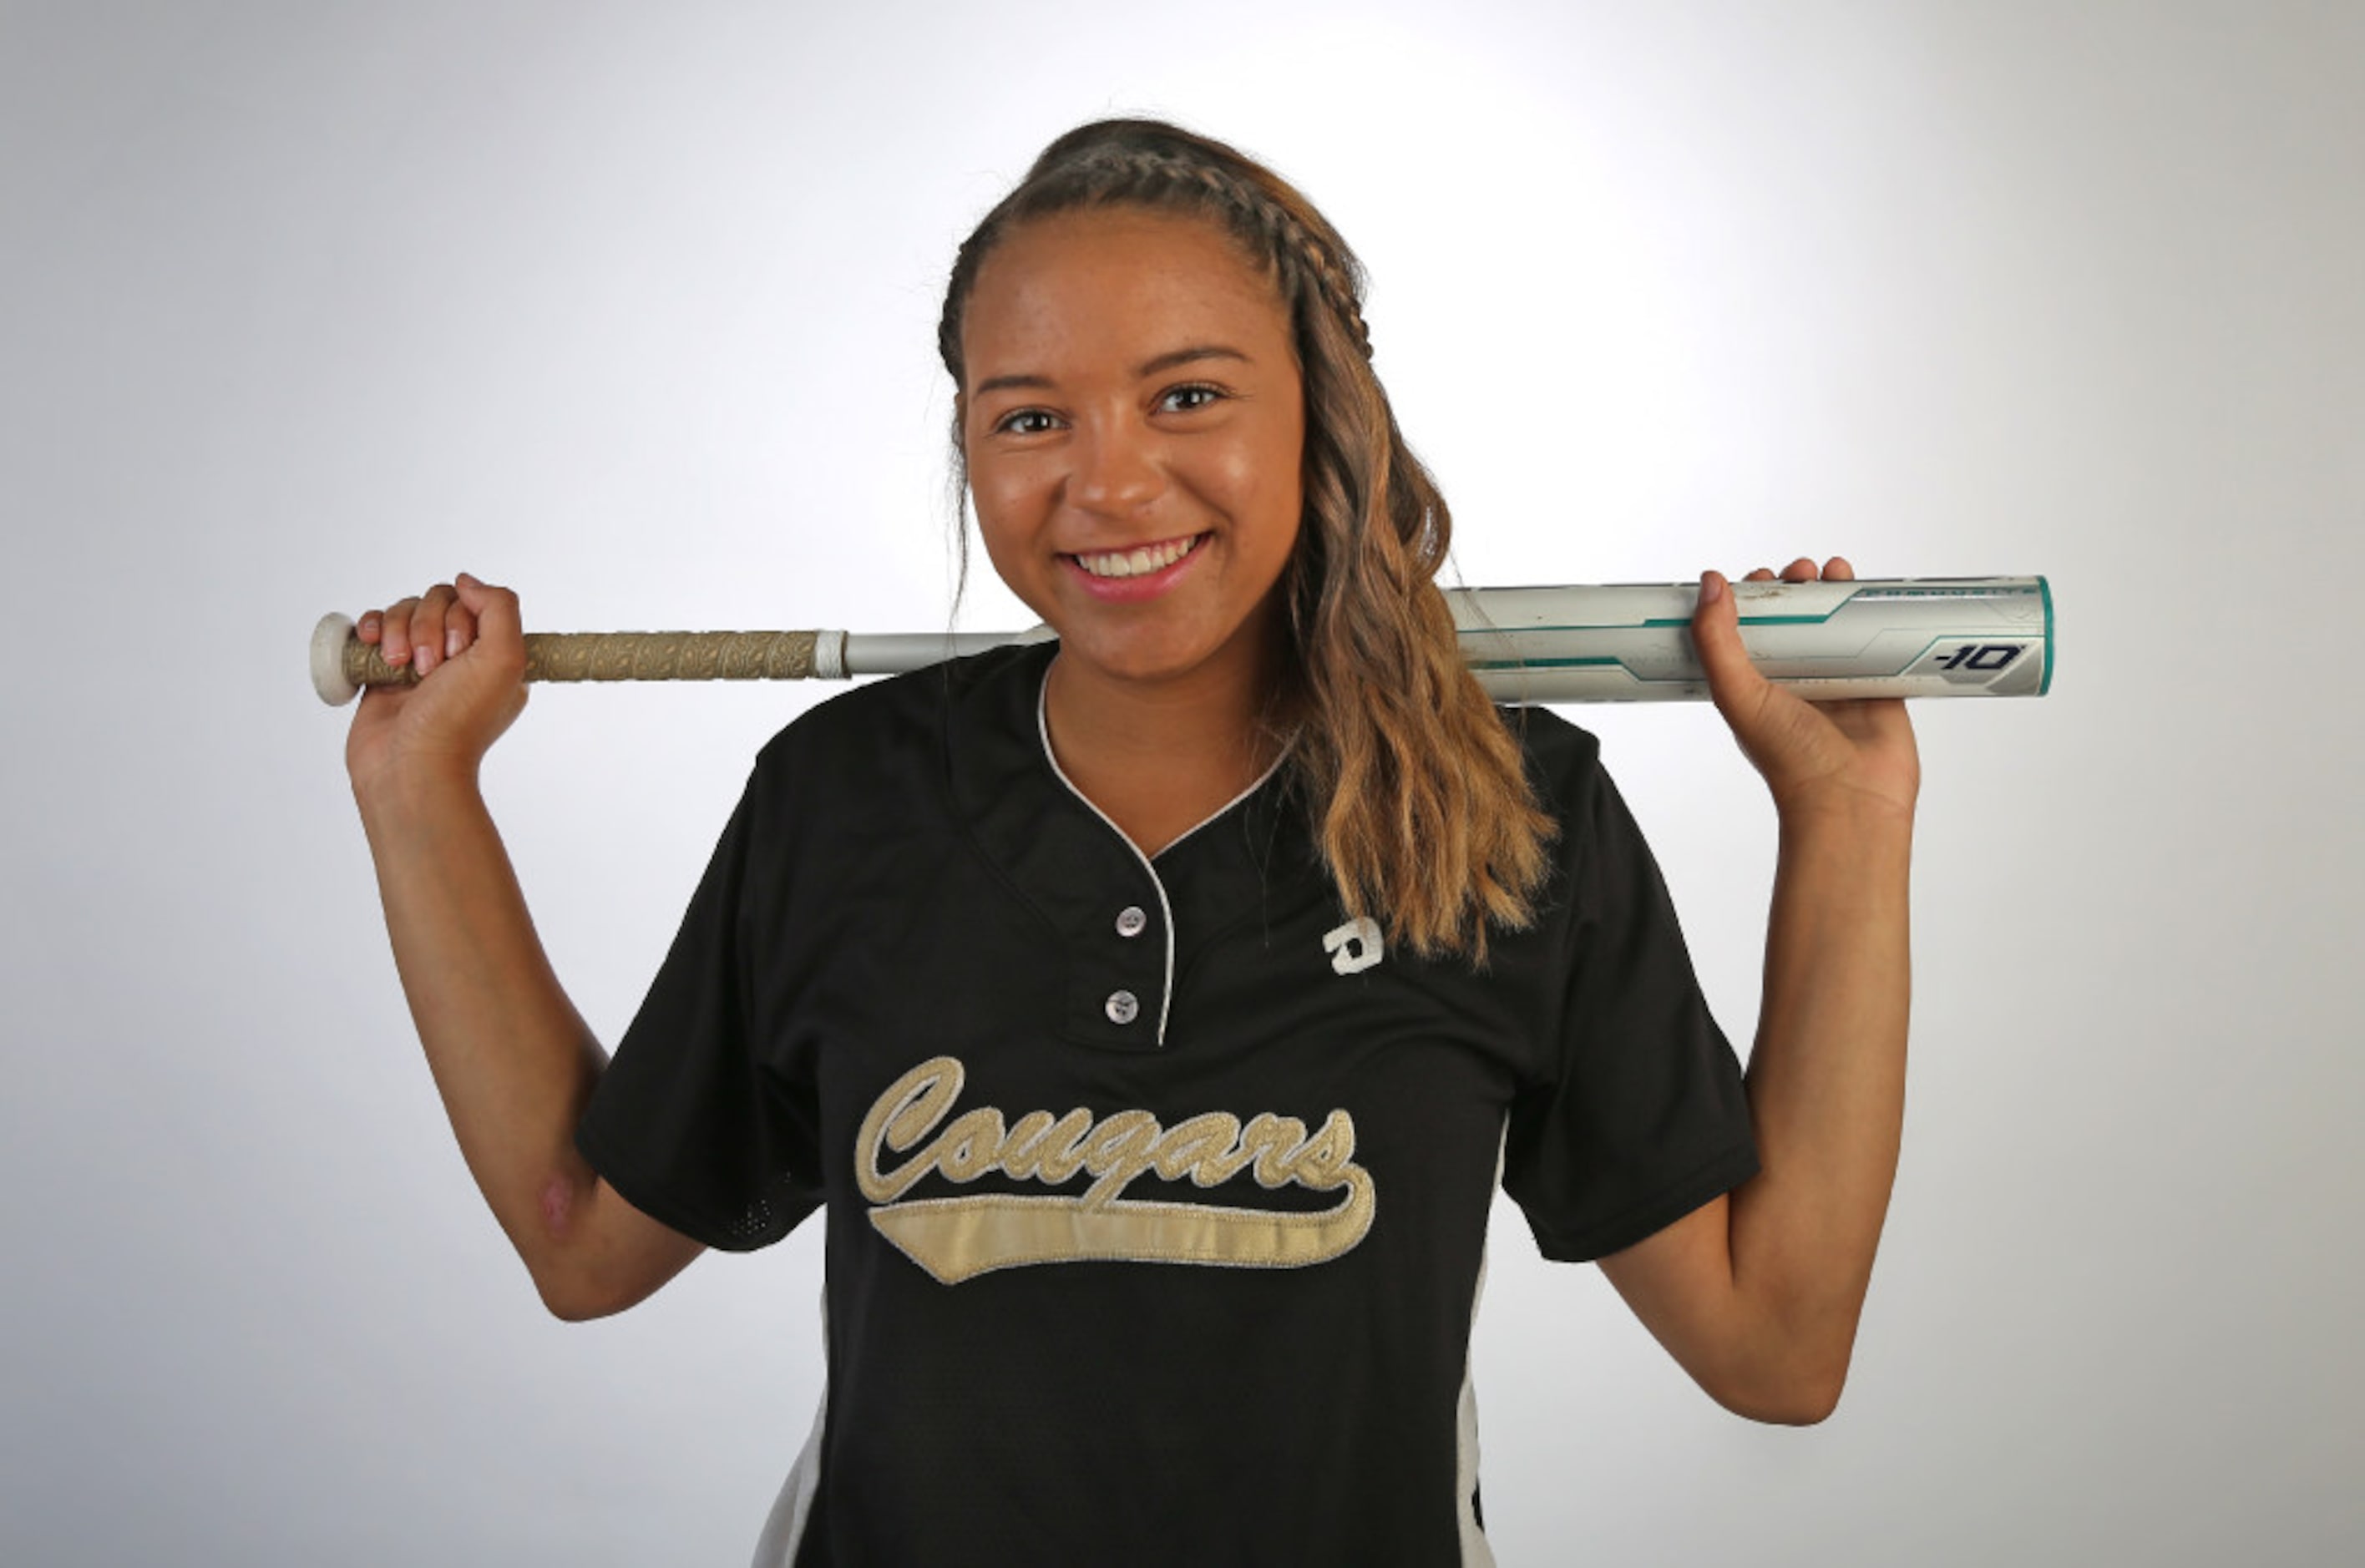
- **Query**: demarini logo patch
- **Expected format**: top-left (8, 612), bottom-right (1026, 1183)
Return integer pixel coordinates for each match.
top-left (1324, 916), bottom-right (1384, 975)
top-left (856, 1056), bottom-right (1377, 1284)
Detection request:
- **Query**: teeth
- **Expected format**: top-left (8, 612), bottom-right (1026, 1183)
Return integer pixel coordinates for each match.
top-left (1075, 535), bottom-right (1200, 579)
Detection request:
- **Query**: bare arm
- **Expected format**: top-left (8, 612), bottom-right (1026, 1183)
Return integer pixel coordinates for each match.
top-left (351, 575), bottom-right (705, 1320)
top-left (1598, 557), bottom-right (1917, 1424)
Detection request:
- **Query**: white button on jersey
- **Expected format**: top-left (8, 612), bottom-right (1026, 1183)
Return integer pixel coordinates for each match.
top-left (1105, 989), bottom-right (1140, 1024)
top-left (1115, 905), bottom-right (1148, 938)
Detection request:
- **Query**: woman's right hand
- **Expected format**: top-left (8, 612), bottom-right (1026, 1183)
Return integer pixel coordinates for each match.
top-left (346, 572), bottom-right (530, 799)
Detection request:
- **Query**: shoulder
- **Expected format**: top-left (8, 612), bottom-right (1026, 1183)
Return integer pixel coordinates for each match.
top-left (1496, 703), bottom-right (1606, 821)
top-left (743, 640), bottom-right (1046, 807)
top-left (1492, 706), bottom-right (1670, 916)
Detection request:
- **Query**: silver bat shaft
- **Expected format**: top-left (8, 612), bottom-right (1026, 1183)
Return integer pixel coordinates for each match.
top-left (311, 576), bottom-right (2053, 706)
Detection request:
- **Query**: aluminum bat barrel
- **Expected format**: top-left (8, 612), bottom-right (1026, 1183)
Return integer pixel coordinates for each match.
top-left (311, 576), bottom-right (2052, 706)
top-left (1450, 575), bottom-right (2053, 703)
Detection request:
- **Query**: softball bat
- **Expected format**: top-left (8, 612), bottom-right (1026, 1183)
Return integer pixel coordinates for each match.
top-left (311, 576), bottom-right (2054, 707)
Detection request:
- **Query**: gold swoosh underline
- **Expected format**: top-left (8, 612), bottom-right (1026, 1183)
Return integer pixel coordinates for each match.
top-left (867, 1178), bottom-right (1377, 1284)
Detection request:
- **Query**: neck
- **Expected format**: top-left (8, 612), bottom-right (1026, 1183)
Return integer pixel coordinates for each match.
top-left (1041, 643), bottom-right (1290, 858)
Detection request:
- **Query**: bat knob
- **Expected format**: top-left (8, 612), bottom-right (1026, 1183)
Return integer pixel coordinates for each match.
top-left (311, 613), bottom-right (360, 706)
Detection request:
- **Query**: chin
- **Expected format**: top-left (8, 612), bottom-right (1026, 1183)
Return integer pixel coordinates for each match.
top-left (1061, 639), bottom-right (1205, 686)
top-left (1052, 616), bottom-right (1224, 681)
top-left (1045, 592), bottom-right (1285, 694)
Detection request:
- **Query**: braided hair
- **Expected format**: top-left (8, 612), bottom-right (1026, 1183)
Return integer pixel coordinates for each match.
top-left (939, 119), bottom-right (1554, 964)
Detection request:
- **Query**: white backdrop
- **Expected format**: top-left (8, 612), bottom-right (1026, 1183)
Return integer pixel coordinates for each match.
top-left (3, 2), bottom-right (2359, 1563)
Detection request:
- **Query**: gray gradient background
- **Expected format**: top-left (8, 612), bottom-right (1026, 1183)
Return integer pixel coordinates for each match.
top-left (3, 2), bottom-right (2359, 1563)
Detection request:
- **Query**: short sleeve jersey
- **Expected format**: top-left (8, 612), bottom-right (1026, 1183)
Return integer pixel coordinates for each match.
top-left (576, 641), bottom-right (1758, 1566)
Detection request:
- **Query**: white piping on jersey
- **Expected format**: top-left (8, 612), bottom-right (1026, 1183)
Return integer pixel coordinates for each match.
top-left (752, 1286), bottom-right (829, 1567)
top-left (1035, 671), bottom-right (1291, 1048)
top-left (1455, 1119), bottom-right (1508, 1566)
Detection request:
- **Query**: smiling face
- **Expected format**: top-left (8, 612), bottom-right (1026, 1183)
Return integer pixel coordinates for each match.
top-left (959, 206), bottom-right (1305, 704)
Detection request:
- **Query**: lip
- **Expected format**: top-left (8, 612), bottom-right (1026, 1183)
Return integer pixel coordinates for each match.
top-left (1060, 532), bottom-right (1210, 604)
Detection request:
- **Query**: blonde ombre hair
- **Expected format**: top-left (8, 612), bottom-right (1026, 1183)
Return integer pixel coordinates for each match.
top-left (939, 119), bottom-right (1555, 964)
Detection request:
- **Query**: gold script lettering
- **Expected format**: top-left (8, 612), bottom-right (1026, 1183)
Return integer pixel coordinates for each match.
top-left (856, 1057), bottom-right (1378, 1283)
top-left (858, 1056), bottom-right (965, 1203)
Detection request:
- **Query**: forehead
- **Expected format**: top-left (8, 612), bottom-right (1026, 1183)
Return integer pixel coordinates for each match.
top-left (961, 207), bottom-right (1291, 381)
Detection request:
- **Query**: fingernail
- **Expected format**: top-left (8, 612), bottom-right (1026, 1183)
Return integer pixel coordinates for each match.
top-left (1699, 571), bottom-right (1724, 605)
top-left (447, 628), bottom-right (464, 658)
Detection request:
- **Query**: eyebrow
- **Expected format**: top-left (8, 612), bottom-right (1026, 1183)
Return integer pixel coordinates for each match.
top-left (1139, 344), bottom-right (1249, 377)
top-left (970, 344), bottom-right (1250, 398)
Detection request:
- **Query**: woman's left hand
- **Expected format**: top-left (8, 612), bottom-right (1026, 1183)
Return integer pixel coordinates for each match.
top-left (1692, 557), bottom-right (1921, 822)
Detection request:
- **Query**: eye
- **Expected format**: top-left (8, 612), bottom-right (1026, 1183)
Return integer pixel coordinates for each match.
top-left (992, 407), bottom-right (1061, 437)
top-left (1157, 382), bottom-right (1226, 414)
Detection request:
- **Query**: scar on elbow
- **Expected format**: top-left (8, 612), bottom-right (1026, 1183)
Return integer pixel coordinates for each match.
top-left (540, 1175), bottom-right (576, 1240)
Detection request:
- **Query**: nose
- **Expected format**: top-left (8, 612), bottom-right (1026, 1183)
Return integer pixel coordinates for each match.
top-left (1066, 417), bottom-right (1163, 518)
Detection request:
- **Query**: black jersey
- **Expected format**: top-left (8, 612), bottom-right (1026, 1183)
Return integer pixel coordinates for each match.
top-left (576, 640), bottom-right (1758, 1566)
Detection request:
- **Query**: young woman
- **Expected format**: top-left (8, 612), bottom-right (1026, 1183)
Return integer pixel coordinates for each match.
top-left (348, 119), bottom-right (1917, 1565)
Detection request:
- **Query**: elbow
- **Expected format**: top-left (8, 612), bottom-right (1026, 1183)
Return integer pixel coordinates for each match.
top-left (539, 1281), bottom-right (618, 1323)
top-left (520, 1171), bottom-right (702, 1322)
top-left (1732, 1374), bottom-right (1846, 1428)
top-left (1704, 1347), bottom-right (1851, 1427)
top-left (530, 1258), bottom-right (611, 1323)
top-left (544, 1274), bottom-right (679, 1323)
top-left (526, 1233), bottom-right (683, 1323)
top-left (524, 1171), bottom-right (629, 1322)
top-left (527, 1229), bottom-right (652, 1314)
top-left (522, 1209), bottom-right (628, 1323)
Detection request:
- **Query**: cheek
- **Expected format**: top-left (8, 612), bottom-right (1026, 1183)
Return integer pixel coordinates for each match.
top-left (965, 457), bottom-right (1030, 545)
top-left (965, 460), bottom-right (1056, 607)
top-left (1252, 416), bottom-right (1307, 551)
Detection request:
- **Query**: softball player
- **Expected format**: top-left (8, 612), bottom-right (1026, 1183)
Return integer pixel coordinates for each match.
top-left (347, 119), bottom-right (1918, 1565)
